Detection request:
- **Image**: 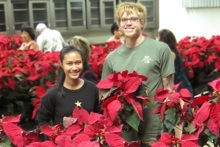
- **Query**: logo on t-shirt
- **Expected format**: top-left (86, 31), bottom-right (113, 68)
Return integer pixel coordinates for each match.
top-left (141, 56), bottom-right (153, 63)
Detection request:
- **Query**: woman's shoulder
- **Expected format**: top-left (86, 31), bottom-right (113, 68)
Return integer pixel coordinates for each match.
top-left (84, 80), bottom-right (97, 89)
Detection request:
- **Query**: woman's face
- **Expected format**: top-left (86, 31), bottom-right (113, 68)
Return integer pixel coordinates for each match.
top-left (21, 31), bottom-right (31, 42)
top-left (61, 51), bottom-right (83, 81)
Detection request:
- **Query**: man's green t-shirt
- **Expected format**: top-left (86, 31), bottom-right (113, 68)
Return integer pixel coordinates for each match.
top-left (102, 37), bottom-right (175, 144)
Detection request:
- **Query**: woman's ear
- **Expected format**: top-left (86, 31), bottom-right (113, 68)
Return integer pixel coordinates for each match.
top-left (59, 62), bottom-right (63, 68)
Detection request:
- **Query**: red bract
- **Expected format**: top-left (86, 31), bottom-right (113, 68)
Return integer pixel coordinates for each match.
top-left (152, 133), bottom-right (200, 147)
top-left (32, 86), bottom-right (47, 119)
top-left (97, 70), bottom-right (150, 132)
top-left (40, 124), bottom-right (64, 139)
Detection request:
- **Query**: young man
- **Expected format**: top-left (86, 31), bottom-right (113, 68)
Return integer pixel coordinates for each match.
top-left (101, 2), bottom-right (175, 147)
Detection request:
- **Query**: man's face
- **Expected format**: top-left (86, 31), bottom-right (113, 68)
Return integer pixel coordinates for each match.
top-left (119, 13), bottom-right (143, 38)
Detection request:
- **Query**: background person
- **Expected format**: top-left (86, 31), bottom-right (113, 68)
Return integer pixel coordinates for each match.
top-left (101, 2), bottom-right (175, 146)
top-left (107, 22), bottom-right (124, 43)
top-left (158, 29), bottom-right (194, 97)
top-left (19, 26), bottom-right (39, 51)
top-left (68, 35), bottom-right (98, 84)
top-left (36, 23), bottom-right (66, 52)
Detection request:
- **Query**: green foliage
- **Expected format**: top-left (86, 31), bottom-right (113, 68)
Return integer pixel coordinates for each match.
top-left (163, 108), bottom-right (180, 134)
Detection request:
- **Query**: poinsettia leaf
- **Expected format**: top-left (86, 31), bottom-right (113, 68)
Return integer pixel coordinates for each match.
top-left (154, 88), bottom-right (169, 103)
top-left (181, 134), bottom-right (199, 143)
top-left (40, 124), bottom-right (62, 138)
top-left (164, 108), bottom-right (180, 133)
top-left (65, 124), bottom-right (82, 136)
top-left (193, 102), bottom-right (211, 127)
top-left (3, 123), bottom-right (24, 147)
top-left (72, 107), bottom-right (89, 125)
top-left (107, 99), bottom-right (122, 122)
top-left (127, 97), bottom-right (144, 120)
top-left (124, 77), bottom-right (142, 94)
top-left (152, 107), bottom-right (161, 115)
top-left (158, 132), bottom-right (178, 145)
top-left (168, 92), bottom-right (180, 103)
top-left (88, 112), bottom-right (103, 125)
top-left (181, 141), bottom-right (200, 147)
top-left (100, 87), bottom-right (118, 100)
top-left (105, 133), bottom-right (124, 147)
top-left (72, 134), bottom-right (91, 146)
top-left (96, 79), bottom-right (114, 89)
top-left (26, 141), bottom-right (56, 147)
top-left (208, 78), bottom-right (220, 92)
top-left (105, 124), bottom-right (123, 134)
top-left (179, 88), bottom-right (192, 100)
top-left (35, 86), bottom-right (46, 98)
top-left (207, 119), bottom-right (219, 136)
top-left (2, 114), bottom-right (21, 124)
top-left (77, 141), bottom-right (100, 147)
top-left (192, 95), bottom-right (211, 105)
top-left (7, 77), bottom-right (16, 90)
top-left (151, 142), bottom-right (169, 147)
top-left (55, 134), bottom-right (72, 147)
top-left (83, 125), bottom-right (96, 138)
top-left (160, 103), bottom-right (167, 122)
top-left (125, 110), bottom-right (140, 132)
top-left (209, 103), bottom-right (220, 127)
top-left (101, 95), bottom-right (118, 109)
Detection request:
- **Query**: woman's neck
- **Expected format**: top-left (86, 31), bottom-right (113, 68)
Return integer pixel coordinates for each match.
top-left (63, 78), bottom-right (84, 90)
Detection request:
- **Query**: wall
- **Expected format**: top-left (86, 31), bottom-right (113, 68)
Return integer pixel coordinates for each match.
top-left (159, 0), bottom-right (220, 41)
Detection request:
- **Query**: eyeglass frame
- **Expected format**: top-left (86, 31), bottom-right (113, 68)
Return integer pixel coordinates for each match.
top-left (119, 17), bottom-right (140, 24)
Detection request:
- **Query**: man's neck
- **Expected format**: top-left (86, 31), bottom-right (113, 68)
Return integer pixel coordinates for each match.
top-left (125, 34), bottom-right (145, 48)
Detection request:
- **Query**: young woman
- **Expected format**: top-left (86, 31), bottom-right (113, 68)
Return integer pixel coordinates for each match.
top-left (37, 46), bottom-right (100, 127)
top-left (19, 26), bottom-right (39, 51)
top-left (158, 29), bottom-right (194, 97)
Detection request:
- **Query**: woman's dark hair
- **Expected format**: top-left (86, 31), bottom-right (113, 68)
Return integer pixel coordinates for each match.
top-left (21, 26), bottom-right (36, 40)
top-left (56, 45), bottom-right (85, 97)
top-left (110, 22), bottom-right (119, 35)
top-left (158, 29), bottom-right (179, 56)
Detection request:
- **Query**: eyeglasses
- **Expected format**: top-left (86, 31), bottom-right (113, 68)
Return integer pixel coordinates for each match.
top-left (120, 17), bottom-right (139, 24)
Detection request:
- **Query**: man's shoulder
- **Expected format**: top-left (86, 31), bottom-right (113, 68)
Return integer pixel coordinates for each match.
top-left (144, 37), bottom-right (170, 50)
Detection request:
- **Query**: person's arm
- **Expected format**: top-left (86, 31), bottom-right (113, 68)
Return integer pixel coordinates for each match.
top-left (162, 73), bottom-right (174, 90)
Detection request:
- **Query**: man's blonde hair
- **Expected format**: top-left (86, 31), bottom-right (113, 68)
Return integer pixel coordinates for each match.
top-left (68, 36), bottom-right (91, 62)
top-left (115, 2), bottom-right (147, 30)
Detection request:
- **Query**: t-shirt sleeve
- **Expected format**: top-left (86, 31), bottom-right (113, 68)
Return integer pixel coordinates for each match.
top-left (101, 54), bottom-right (114, 80)
top-left (160, 44), bottom-right (175, 78)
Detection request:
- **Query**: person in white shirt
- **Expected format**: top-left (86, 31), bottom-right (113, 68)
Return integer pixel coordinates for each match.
top-left (107, 22), bottom-right (124, 43)
top-left (36, 23), bottom-right (66, 52)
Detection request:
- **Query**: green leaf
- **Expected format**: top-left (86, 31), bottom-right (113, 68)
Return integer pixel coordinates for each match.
top-left (163, 108), bottom-right (180, 133)
top-left (2, 135), bottom-right (12, 147)
top-left (125, 111), bottom-right (140, 132)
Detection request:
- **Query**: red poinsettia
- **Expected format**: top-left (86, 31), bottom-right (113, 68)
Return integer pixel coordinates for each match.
top-left (36, 107), bottom-right (140, 147)
top-left (97, 70), bottom-right (150, 132)
top-left (151, 132), bottom-right (200, 147)
top-left (177, 35), bottom-right (220, 82)
top-left (1, 114), bottom-right (39, 147)
top-left (191, 78), bottom-right (220, 144)
top-left (152, 83), bottom-right (194, 133)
